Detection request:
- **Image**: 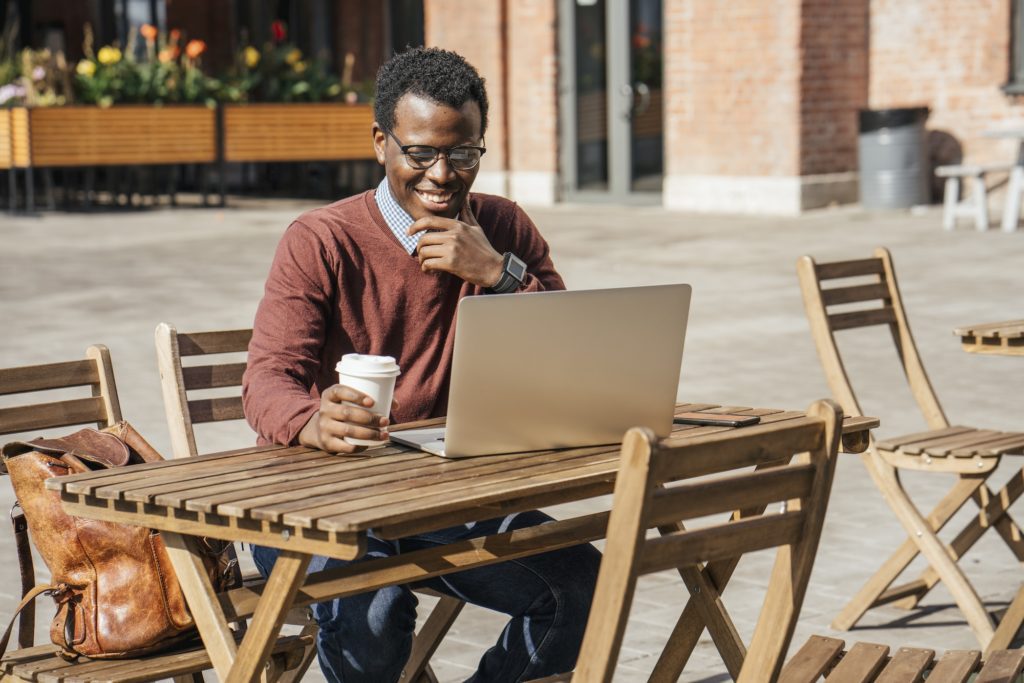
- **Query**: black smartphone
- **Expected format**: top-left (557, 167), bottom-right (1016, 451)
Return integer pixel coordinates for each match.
top-left (673, 412), bottom-right (761, 428)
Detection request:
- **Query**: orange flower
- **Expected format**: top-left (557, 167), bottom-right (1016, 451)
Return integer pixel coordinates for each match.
top-left (169, 29), bottom-right (181, 44)
top-left (158, 46), bottom-right (179, 63)
top-left (140, 24), bottom-right (158, 43)
top-left (185, 40), bottom-right (206, 59)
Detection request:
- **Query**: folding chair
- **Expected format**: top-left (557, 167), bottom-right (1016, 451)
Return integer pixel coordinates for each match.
top-left (154, 322), bottom-right (463, 682)
top-left (0, 346), bottom-right (311, 681)
top-left (797, 247), bottom-right (1024, 653)
top-left (533, 399), bottom-right (843, 683)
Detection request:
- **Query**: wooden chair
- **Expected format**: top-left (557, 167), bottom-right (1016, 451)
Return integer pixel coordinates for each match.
top-left (533, 399), bottom-right (843, 683)
top-left (782, 635), bottom-right (1024, 682)
top-left (154, 322), bottom-right (463, 682)
top-left (0, 346), bottom-right (311, 682)
top-left (797, 247), bottom-right (1024, 653)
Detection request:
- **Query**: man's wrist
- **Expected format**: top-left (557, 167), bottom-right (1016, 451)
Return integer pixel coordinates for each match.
top-left (487, 252), bottom-right (527, 294)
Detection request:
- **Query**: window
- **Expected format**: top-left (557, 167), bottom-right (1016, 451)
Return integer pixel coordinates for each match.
top-left (1007, 0), bottom-right (1024, 93)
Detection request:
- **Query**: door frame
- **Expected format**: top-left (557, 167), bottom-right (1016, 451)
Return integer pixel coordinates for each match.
top-left (557, 0), bottom-right (662, 204)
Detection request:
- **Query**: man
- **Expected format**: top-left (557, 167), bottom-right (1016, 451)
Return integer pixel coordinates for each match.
top-left (242, 47), bottom-right (600, 683)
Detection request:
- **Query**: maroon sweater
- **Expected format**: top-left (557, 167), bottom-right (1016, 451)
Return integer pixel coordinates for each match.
top-left (243, 190), bottom-right (565, 446)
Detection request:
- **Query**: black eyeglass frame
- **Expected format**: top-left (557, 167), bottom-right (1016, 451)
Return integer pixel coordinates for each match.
top-left (383, 128), bottom-right (487, 171)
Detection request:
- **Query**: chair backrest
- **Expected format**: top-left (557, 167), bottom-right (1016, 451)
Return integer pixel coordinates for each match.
top-left (573, 399), bottom-right (843, 683)
top-left (796, 247), bottom-right (948, 431)
top-left (155, 322), bottom-right (252, 458)
top-left (0, 345), bottom-right (122, 439)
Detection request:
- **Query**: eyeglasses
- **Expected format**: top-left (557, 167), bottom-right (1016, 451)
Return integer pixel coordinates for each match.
top-left (384, 128), bottom-right (486, 171)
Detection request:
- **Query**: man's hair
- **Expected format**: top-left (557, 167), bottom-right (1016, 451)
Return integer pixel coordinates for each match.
top-left (374, 47), bottom-right (489, 138)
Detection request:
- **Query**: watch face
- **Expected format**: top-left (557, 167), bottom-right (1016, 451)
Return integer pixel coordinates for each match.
top-left (507, 254), bottom-right (527, 281)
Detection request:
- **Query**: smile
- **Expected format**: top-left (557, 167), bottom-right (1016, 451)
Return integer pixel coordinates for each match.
top-left (414, 189), bottom-right (455, 208)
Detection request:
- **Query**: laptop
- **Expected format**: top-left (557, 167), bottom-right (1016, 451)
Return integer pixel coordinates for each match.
top-left (389, 284), bottom-right (691, 458)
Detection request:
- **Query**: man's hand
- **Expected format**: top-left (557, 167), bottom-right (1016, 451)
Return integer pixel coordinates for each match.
top-left (409, 203), bottom-right (503, 287)
top-left (298, 384), bottom-right (392, 454)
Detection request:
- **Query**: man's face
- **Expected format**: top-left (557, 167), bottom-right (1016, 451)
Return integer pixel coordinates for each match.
top-left (373, 93), bottom-right (483, 221)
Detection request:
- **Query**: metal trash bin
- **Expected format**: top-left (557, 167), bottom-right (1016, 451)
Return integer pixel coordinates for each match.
top-left (858, 106), bottom-right (930, 209)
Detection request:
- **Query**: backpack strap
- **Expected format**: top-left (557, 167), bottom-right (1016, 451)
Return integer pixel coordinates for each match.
top-left (12, 503), bottom-right (35, 649)
top-left (0, 583), bottom-right (57, 658)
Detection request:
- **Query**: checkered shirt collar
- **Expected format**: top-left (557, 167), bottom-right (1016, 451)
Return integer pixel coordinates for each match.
top-left (375, 179), bottom-right (419, 255)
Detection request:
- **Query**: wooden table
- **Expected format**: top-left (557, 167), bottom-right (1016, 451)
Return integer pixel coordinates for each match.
top-left (955, 319), bottom-right (1024, 356)
top-left (49, 403), bottom-right (878, 682)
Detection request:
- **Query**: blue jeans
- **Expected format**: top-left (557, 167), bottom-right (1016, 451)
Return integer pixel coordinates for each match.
top-left (252, 510), bottom-right (600, 683)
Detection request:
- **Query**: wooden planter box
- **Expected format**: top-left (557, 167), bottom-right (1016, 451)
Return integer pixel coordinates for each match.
top-left (222, 103), bottom-right (375, 163)
top-left (8, 105), bottom-right (217, 168)
top-left (0, 109), bottom-right (12, 170)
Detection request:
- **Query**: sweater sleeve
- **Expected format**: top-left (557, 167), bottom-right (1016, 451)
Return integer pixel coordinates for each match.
top-left (508, 203), bottom-right (565, 293)
top-left (243, 221), bottom-right (335, 446)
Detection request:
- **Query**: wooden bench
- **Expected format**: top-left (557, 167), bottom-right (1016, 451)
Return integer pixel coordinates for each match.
top-left (781, 635), bottom-right (1024, 682)
top-left (935, 163), bottom-right (1012, 231)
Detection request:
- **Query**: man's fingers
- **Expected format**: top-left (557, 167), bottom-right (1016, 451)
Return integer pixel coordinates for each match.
top-left (408, 216), bottom-right (455, 237)
top-left (325, 384), bottom-right (374, 407)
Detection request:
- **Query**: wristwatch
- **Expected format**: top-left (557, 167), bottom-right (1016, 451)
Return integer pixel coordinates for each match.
top-left (488, 252), bottom-right (527, 294)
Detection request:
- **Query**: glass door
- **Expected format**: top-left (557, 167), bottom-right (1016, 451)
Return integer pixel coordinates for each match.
top-left (559, 0), bottom-right (663, 201)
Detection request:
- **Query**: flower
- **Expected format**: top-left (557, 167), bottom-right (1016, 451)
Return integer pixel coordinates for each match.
top-left (185, 40), bottom-right (206, 59)
top-left (271, 20), bottom-right (287, 43)
top-left (32, 65), bottom-right (45, 81)
top-left (243, 46), bottom-right (260, 68)
top-left (285, 48), bottom-right (302, 65)
top-left (97, 46), bottom-right (122, 65)
top-left (158, 47), bottom-right (179, 63)
top-left (75, 59), bottom-right (96, 77)
top-left (0, 82), bottom-right (26, 105)
top-left (140, 24), bottom-right (158, 43)
top-left (169, 29), bottom-right (181, 44)
top-left (292, 60), bottom-right (307, 74)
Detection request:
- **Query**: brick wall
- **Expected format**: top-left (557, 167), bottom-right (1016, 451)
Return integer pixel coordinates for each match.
top-left (664, 0), bottom-right (802, 178)
top-left (424, 0), bottom-right (507, 171)
top-left (870, 0), bottom-right (1023, 169)
top-left (506, 0), bottom-right (558, 175)
top-left (799, 0), bottom-right (869, 176)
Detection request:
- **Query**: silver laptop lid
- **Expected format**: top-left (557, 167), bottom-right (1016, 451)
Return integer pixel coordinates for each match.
top-left (441, 284), bottom-right (691, 457)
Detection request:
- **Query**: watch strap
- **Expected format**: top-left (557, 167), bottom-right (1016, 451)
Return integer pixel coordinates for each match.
top-left (488, 252), bottom-right (527, 294)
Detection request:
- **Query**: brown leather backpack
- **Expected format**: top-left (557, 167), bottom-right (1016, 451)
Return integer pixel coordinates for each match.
top-left (0, 422), bottom-right (236, 660)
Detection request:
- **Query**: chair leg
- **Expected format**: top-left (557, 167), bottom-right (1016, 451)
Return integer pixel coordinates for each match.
top-left (276, 621), bottom-right (319, 683)
top-left (865, 454), bottom-right (995, 647)
top-left (401, 595), bottom-right (466, 682)
top-left (831, 469), bottom-right (982, 630)
top-left (971, 174), bottom-right (990, 231)
top-left (943, 177), bottom-right (960, 230)
top-left (1002, 165), bottom-right (1024, 232)
top-left (893, 471), bottom-right (1024, 609)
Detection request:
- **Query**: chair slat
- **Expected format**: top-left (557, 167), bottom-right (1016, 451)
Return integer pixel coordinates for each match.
top-left (926, 650), bottom-right (981, 683)
top-left (638, 511), bottom-right (804, 575)
top-left (824, 641), bottom-right (889, 681)
top-left (648, 464), bottom-right (814, 528)
top-left (974, 648), bottom-right (1024, 683)
top-left (894, 429), bottom-right (998, 455)
top-left (177, 329), bottom-right (252, 356)
top-left (0, 397), bottom-right (108, 435)
top-left (0, 359), bottom-right (99, 396)
top-left (653, 417), bottom-right (822, 482)
top-left (778, 635), bottom-right (845, 682)
top-left (815, 258), bottom-right (885, 280)
top-left (821, 283), bottom-right (890, 307)
top-left (874, 646), bottom-right (935, 682)
top-left (187, 397), bottom-right (245, 424)
top-left (828, 307), bottom-right (897, 331)
top-left (874, 426), bottom-right (975, 451)
top-left (970, 434), bottom-right (1024, 457)
top-left (182, 362), bottom-right (247, 391)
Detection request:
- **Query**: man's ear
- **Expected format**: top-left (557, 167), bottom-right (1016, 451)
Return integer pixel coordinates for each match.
top-left (371, 122), bottom-right (387, 166)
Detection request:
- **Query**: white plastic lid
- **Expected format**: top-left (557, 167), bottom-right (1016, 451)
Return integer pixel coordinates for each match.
top-left (335, 353), bottom-right (401, 377)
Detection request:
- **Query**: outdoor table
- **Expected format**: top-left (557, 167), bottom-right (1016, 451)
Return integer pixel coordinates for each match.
top-left (982, 128), bottom-right (1024, 231)
top-left (955, 319), bottom-right (1024, 356)
top-left (48, 402), bottom-right (878, 682)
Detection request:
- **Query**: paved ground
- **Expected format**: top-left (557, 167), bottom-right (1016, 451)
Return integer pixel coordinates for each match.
top-left (2, 196), bottom-right (1024, 681)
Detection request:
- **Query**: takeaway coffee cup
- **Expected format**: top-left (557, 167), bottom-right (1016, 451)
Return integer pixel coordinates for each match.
top-left (335, 353), bottom-right (401, 447)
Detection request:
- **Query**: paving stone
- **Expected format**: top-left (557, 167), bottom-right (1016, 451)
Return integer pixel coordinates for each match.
top-left (2, 200), bottom-right (1023, 680)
